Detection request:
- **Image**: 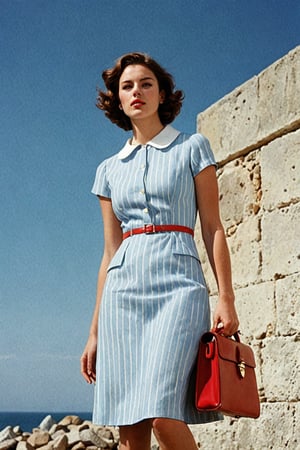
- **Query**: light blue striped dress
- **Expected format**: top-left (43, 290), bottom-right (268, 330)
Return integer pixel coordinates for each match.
top-left (91, 125), bottom-right (222, 426)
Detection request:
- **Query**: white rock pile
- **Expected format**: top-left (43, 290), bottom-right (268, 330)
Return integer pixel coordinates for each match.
top-left (0, 415), bottom-right (119, 450)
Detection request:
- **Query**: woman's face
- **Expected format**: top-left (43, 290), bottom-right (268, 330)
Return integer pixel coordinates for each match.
top-left (118, 64), bottom-right (164, 124)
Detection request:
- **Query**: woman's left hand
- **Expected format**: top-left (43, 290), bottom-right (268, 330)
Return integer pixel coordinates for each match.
top-left (212, 297), bottom-right (240, 336)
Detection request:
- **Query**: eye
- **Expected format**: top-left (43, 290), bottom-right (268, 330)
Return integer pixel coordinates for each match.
top-left (142, 82), bottom-right (152, 88)
top-left (122, 84), bottom-right (132, 91)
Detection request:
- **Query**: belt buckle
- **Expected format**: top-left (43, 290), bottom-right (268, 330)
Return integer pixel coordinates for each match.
top-left (144, 224), bottom-right (156, 234)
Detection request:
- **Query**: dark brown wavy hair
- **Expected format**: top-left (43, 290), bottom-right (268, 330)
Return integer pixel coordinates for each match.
top-left (96, 52), bottom-right (184, 131)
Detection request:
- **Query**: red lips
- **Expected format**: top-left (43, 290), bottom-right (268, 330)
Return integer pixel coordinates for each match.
top-left (131, 99), bottom-right (145, 106)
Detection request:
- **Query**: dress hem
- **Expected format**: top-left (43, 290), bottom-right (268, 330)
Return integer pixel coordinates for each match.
top-left (92, 411), bottom-right (223, 427)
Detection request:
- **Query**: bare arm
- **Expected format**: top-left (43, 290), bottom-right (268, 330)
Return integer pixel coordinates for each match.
top-left (195, 166), bottom-right (239, 336)
top-left (80, 196), bottom-right (123, 383)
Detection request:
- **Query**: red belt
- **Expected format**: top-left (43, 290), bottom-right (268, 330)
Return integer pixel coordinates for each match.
top-left (123, 224), bottom-right (194, 240)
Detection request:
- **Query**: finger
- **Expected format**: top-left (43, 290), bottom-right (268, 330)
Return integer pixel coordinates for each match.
top-left (87, 357), bottom-right (96, 379)
top-left (212, 319), bottom-right (224, 332)
top-left (87, 363), bottom-right (96, 381)
top-left (80, 354), bottom-right (93, 384)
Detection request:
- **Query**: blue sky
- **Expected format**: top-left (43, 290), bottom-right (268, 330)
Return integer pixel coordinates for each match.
top-left (0, 0), bottom-right (299, 413)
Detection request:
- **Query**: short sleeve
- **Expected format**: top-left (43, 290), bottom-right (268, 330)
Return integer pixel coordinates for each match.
top-left (91, 160), bottom-right (111, 198)
top-left (190, 134), bottom-right (217, 177)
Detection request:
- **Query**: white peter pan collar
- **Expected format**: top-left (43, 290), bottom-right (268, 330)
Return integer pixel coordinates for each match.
top-left (117, 125), bottom-right (181, 160)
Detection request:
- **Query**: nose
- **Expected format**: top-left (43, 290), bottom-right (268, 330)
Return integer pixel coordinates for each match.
top-left (133, 84), bottom-right (141, 97)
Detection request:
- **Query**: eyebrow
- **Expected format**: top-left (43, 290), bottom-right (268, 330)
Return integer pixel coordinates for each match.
top-left (120, 76), bottom-right (154, 84)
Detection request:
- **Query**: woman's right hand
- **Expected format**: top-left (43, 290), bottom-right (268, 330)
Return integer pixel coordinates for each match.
top-left (80, 334), bottom-right (97, 384)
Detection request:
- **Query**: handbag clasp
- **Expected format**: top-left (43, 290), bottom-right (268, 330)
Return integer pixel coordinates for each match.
top-left (237, 361), bottom-right (246, 378)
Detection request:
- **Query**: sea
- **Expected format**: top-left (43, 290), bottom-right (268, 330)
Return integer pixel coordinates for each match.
top-left (0, 412), bottom-right (92, 433)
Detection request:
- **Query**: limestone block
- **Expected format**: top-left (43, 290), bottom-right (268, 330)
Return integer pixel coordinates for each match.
top-left (236, 282), bottom-right (275, 340)
top-left (276, 273), bottom-right (300, 336)
top-left (191, 402), bottom-right (298, 449)
top-left (261, 203), bottom-right (300, 280)
top-left (196, 237), bottom-right (217, 294)
top-left (294, 403), bottom-right (300, 449)
top-left (251, 342), bottom-right (264, 399)
top-left (218, 151), bottom-right (261, 230)
top-left (228, 215), bottom-right (261, 288)
top-left (258, 46), bottom-right (300, 139)
top-left (261, 336), bottom-right (300, 401)
top-left (190, 418), bottom-right (241, 450)
top-left (261, 129), bottom-right (300, 211)
top-left (197, 214), bottom-right (261, 293)
top-left (235, 402), bottom-right (298, 449)
top-left (197, 76), bottom-right (260, 163)
top-left (197, 46), bottom-right (300, 163)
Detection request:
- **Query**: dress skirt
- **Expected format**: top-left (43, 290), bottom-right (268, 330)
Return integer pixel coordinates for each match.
top-left (93, 231), bottom-right (222, 426)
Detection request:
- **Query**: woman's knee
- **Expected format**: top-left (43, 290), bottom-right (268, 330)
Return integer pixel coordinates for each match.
top-left (152, 417), bottom-right (183, 437)
top-left (152, 418), bottom-right (197, 450)
top-left (119, 420), bottom-right (152, 449)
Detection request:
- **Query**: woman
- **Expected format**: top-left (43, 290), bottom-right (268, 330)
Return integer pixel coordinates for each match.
top-left (81, 52), bottom-right (239, 450)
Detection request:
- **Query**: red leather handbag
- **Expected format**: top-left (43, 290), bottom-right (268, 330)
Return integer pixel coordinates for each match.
top-left (195, 330), bottom-right (260, 418)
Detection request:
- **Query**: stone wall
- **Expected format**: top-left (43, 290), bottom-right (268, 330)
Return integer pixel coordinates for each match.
top-left (191, 46), bottom-right (300, 449)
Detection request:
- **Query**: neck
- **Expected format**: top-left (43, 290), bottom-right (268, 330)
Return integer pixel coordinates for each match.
top-left (131, 118), bottom-right (164, 145)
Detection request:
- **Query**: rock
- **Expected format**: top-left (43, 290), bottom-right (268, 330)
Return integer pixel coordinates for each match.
top-left (52, 435), bottom-right (67, 450)
top-left (37, 444), bottom-right (53, 450)
top-left (70, 443), bottom-right (85, 450)
top-left (0, 428), bottom-right (16, 443)
top-left (38, 417), bottom-right (56, 432)
top-left (0, 439), bottom-right (17, 450)
top-left (49, 425), bottom-right (68, 437)
top-left (77, 424), bottom-right (89, 432)
top-left (90, 427), bottom-right (115, 446)
top-left (106, 427), bottom-right (119, 442)
top-left (16, 442), bottom-right (29, 450)
top-left (12, 429), bottom-right (22, 437)
top-left (0, 416), bottom-right (120, 450)
top-left (49, 431), bottom-right (65, 442)
top-left (27, 431), bottom-right (50, 448)
top-left (65, 429), bottom-right (80, 447)
top-left (58, 417), bottom-right (82, 427)
top-left (16, 442), bottom-right (35, 450)
top-left (79, 429), bottom-right (107, 448)
top-left (21, 434), bottom-right (31, 440)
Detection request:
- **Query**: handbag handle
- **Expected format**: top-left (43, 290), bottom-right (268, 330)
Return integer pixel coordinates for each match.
top-left (211, 328), bottom-right (241, 343)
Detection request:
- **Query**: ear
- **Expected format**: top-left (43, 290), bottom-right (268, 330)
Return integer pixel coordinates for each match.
top-left (159, 90), bottom-right (165, 104)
